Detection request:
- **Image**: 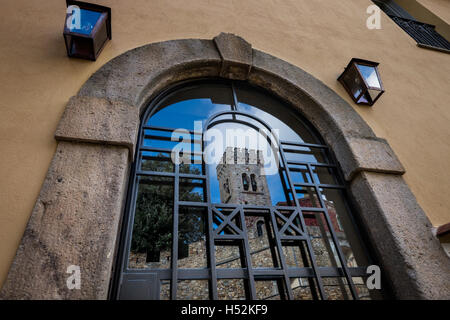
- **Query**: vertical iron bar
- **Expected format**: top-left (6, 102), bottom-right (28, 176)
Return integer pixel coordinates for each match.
top-left (307, 163), bottom-right (358, 300)
top-left (277, 278), bottom-right (287, 300)
top-left (279, 143), bottom-right (327, 300)
top-left (239, 206), bottom-right (257, 299)
top-left (170, 152), bottom-right (180, 300)
top-left (122, 127), bottom-right (143, 273)
top-left (297, 242), bottom-right (319, 300)
top-left (231, 82), bottom-right (239, 111)
top-left (269, 208), bottom-right (294, 300)
top-left (231, 82), bottom-right (238, 122)
top-left (264, 214), bottom-right (281, 269)
top-left (279, 167), bottom-right (293, 206)
top-left (203, 128), bottom-right (218, 300)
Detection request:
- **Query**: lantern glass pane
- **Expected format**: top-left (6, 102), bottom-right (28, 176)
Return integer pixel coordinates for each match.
top-left (71, 36), bottom-right (94, 59)
top-left (342, 64), bottom-right (364, 99)
top-left (69, 9), bottom-right (101, 35)
top-left (368, 89), bottom-right (381, 102)
top-left (356, 64), bottom-right (381, 89)
top-left (357, 92), bottom-right (370, 104)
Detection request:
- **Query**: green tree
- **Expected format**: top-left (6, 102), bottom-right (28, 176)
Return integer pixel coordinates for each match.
top-left (131, 154), bottom-right (204, 262)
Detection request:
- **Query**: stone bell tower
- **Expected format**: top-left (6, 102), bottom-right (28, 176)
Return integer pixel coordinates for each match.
top-left (216, 147), bottom-right (271, 206)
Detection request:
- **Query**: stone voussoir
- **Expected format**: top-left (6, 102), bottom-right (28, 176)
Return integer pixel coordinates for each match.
top-left (214, 32), bottom-right (253, 80)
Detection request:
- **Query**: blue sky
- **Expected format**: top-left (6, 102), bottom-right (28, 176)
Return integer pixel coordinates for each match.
top-left (144, 89), bottom-right (324, 205)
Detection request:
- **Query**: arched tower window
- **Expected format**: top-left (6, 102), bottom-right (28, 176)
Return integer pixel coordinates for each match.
top-left (256, 220), bottom-right (264, 237)
top-left (223, 178), bottom-right (230, 195)
top-left (116, 79), bottom-right (379, 301)
top-left (250, 174), bottom-right (257, 192)
top-left (242, 173), bottom-right (249, 191)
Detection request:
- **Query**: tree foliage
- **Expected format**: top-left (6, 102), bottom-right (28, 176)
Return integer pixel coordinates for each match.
top-left (131, 154), bottom-right (204, 261)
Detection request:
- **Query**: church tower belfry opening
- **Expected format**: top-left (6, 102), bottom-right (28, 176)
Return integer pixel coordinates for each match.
top-left (216, 147), bottom-right (272, 206)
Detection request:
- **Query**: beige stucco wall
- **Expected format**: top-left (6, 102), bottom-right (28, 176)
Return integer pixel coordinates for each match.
top-left (418, 0), bottom-right (450, 24)
top-left (398, 0), bottom-right (450, 40)
top-left (0, 0), bottom-right (449, 289)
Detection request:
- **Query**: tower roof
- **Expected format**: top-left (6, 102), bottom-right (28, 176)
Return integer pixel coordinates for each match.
top-left (217, 147), bottom-right (264, 166)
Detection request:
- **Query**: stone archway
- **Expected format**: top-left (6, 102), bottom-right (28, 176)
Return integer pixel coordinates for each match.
top-left (1, 33), bottom-right (448, 300)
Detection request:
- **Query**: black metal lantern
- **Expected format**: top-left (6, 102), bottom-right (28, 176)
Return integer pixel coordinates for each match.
top-left (63, 0), bottom-right (111, 61)
top-left (338, 58), bottom-right (384, 106)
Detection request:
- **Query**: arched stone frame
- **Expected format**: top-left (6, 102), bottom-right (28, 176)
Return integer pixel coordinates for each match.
top-left (1, 33), bottom-right (448, 300)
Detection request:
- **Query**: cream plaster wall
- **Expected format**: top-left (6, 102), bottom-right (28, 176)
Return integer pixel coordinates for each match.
top-left (0, 0), bottom-right (449, 288)
top-left (398, 0), bottom-right (450, 40)
top-left (418, 0), bottom-right (450, 24)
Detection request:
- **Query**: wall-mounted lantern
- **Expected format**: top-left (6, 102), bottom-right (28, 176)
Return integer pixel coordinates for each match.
top-left (338, 58), bottom-right (384, 106)
top-left (63, 0), bottom-right (111, 61)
